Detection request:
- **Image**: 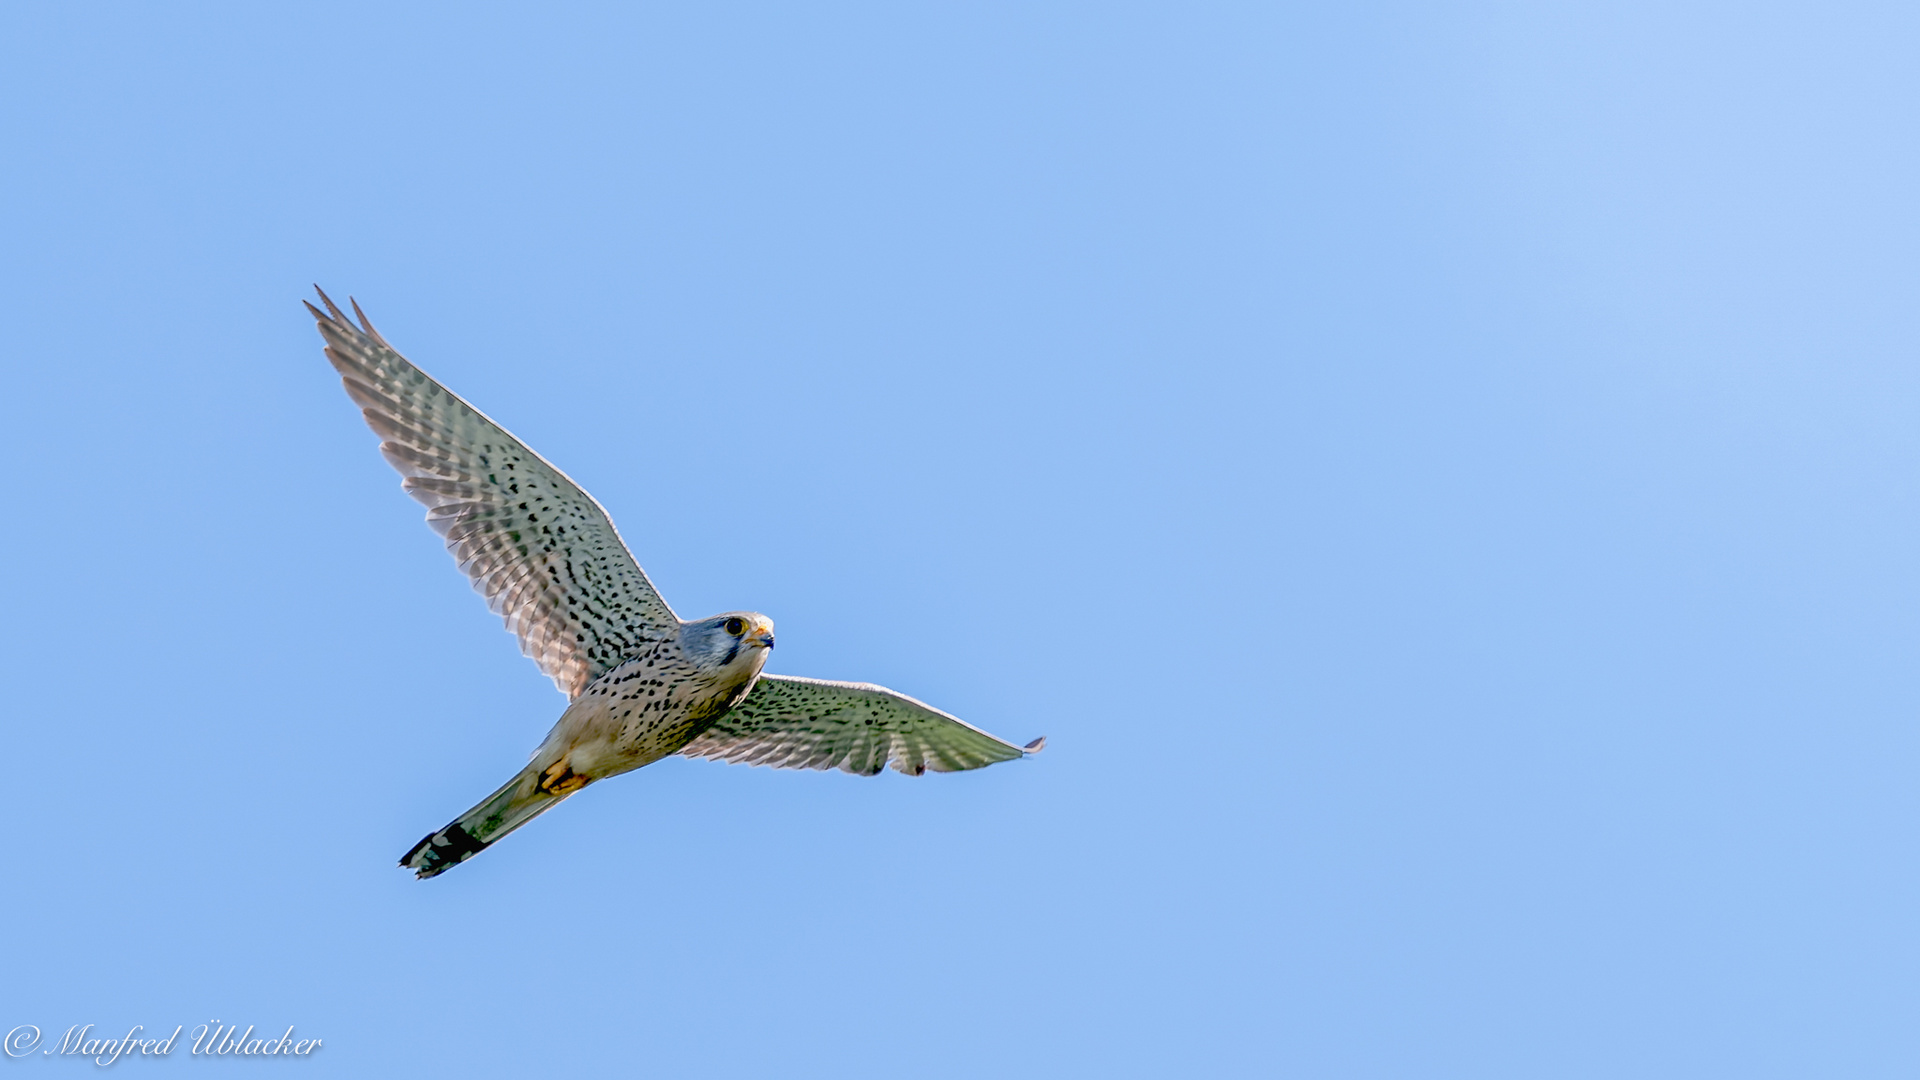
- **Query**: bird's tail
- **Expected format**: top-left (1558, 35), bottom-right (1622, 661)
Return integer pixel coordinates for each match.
top-left (399, 765), bottom-right (567, 880)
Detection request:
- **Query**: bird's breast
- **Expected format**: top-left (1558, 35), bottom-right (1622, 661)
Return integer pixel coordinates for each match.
top-left (566, 650), bottom-right (753, 761)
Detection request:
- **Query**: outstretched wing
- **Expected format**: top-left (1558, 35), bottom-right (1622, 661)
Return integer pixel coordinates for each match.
top-left (310, 288), bottom-right (679, 699)
top-left (681, 674), bottom-right (1045, 775)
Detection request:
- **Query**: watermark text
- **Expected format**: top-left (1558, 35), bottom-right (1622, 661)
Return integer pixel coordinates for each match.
top-left (4, 1023), bottom-right (321, 1064)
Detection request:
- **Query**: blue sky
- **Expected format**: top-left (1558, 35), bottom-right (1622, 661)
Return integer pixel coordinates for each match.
top-left (3, 2), bottom-right (1917, 1076)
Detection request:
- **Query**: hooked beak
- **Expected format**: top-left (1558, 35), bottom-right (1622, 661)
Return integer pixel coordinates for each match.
top-left (754, 631), bottom-right (775, 649)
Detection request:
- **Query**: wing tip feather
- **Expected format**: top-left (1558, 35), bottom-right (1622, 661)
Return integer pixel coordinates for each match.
top-left (349, 294), bottom-right (394, 347)
top-left (312, 284), bottom-right (348, 323)
top-left (307, 285), bottom-right (392, 349)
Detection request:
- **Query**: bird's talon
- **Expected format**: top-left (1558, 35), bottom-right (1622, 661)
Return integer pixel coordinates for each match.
top-left (539, 760), bottom-right (590, 795)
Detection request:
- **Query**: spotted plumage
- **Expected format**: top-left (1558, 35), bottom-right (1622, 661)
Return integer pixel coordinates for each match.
top-left (309, 289), bottom-right (1043, 879)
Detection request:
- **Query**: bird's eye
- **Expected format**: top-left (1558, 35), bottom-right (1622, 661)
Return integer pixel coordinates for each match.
top-left (723, 617), bottom-right (746, 636)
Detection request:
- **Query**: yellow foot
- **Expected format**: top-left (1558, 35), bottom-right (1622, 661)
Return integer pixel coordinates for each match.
top-left (538, 758), bottom-right (592, 795)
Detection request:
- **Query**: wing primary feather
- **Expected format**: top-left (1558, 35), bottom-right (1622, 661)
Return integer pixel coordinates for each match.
top-left (348, 295), bottom-right (394, 347)
top-left (313, 285), bottom-right (348, 323)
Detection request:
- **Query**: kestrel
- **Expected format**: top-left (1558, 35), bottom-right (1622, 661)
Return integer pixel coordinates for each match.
top-left (308, 289), bottom-right (1044, 879)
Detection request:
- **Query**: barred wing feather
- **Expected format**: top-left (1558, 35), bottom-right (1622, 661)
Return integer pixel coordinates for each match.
top-left (683, 674), bottom-right (1045, 776)
top-left (309, 289), bottom-right (679, 700)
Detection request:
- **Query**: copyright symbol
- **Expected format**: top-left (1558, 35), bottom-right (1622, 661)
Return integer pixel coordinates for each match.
top-left (3, 1026), bottom-right (39, 1057)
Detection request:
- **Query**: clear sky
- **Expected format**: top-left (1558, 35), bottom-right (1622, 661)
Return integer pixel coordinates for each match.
top-left (3, 2), bottom-right (1916, 1076)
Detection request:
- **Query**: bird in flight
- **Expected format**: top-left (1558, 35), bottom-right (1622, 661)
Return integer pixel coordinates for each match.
top-left (308, 288), bottom-right (1044, 879)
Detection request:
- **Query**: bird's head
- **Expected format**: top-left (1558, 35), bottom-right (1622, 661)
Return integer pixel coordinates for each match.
top-left (681, 611), bottom-right (777, 678)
